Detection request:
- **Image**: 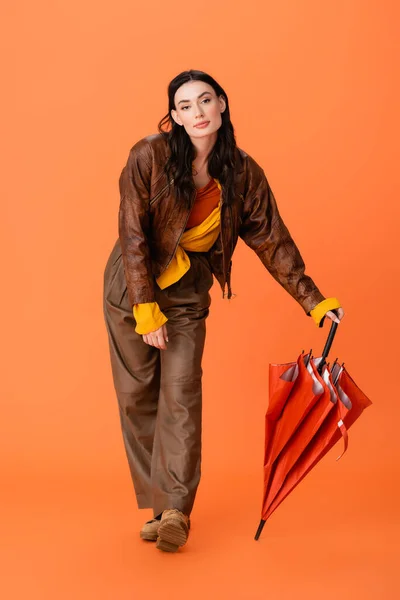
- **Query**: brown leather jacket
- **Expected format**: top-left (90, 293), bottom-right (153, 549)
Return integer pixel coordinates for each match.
top-left (117, 133), bottom-right (325, 316)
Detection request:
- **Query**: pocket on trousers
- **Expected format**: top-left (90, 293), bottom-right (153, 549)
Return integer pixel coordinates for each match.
top-left (104, 254), bottom-right (127, 307)
top-left (112, 252), bottom-right (122, 266)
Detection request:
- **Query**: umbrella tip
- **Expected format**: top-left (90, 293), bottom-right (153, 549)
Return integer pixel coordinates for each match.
top-left (254, 519), bottom-right (266, 541)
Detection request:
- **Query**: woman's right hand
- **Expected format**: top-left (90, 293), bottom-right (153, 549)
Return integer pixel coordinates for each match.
top-left (142, 323), bottom-right (169, 350)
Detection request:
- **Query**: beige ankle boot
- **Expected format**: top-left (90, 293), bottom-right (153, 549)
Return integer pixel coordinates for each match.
top-left (155, 509), bottom-right (191, 552)
top-left (140, 518), bottom-right (161, 541)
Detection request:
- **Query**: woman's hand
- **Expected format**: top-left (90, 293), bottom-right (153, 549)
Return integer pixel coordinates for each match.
top-left (325, 307), bottom-right (345, 325)
top-left (142, 323), bottom-right (169, 350)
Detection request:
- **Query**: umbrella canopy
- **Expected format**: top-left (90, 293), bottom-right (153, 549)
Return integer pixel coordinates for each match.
top-left (262, 357), bottom-right (343, 513)
top-left (261, 365), bottom-right (371, 524)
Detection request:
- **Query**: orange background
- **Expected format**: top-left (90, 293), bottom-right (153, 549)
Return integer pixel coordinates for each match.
top-left (2, 1), bottom-right (399, 598)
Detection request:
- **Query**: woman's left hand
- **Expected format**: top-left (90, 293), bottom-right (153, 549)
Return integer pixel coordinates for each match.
top-left (325, 307), bottom-right (345, 324)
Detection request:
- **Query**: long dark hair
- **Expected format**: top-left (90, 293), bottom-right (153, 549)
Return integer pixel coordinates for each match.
top-left (157, 70), bottom-right (238, 209)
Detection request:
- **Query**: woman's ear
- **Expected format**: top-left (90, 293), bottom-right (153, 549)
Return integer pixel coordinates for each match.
top-left (171, 109), bottom-right (182, 126)
top-left (219, 95), bottom-right (227, 113)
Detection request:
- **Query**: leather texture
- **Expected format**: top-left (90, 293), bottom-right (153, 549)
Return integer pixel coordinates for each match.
top-left (103, 247), bottom-right (213, 518)
top-left (117, 133), bottom-right (326, 314)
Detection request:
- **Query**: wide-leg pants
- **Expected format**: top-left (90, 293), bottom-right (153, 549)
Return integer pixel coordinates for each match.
top-left (102, 238), bottom-right (214, 518)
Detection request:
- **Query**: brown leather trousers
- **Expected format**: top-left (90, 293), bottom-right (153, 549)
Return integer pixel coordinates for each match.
top-left (103, 238), bottom-right (214, 518)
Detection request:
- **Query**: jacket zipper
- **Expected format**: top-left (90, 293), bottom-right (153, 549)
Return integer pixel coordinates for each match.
top-left (228, 204), bottom-right (234, 256)
top-left (219, 186), bottom-right (228, 298)
top-left (149, 178), bottom-right (174, 206)
top-left (226, 204), bottom-right (234, 298)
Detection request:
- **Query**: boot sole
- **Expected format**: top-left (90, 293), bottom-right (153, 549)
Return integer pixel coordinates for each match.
top-left (156, 519), bottom-right (189, 552)
top-left (140, 531), bottom-right (159, 541)
top-left (155, 537), bottom-right (180, 552)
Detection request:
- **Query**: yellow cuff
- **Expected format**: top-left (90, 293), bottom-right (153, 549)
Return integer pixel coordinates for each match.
top-left (309, 297), bottom-right (341, 327)
top-left (133, 302), bottom-right (168, 335)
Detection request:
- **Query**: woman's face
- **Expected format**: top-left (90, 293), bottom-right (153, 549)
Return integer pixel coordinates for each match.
top-left (171, 81), bottom-right (226, 139)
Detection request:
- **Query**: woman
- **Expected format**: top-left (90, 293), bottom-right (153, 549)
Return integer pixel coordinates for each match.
top-left (103, 69), bottom-right (344, 553)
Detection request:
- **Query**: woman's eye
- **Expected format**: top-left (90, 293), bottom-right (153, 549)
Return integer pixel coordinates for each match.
top-left (182, 98), bottom-right (211, 110)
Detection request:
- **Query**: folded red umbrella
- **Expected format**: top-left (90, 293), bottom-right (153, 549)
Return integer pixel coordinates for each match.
top-left (262, 355), bottom-right (343, 510)
top-left (255, 320), bottom-right (372, 540)
top-left (260, 364), bottom-right (371, 524)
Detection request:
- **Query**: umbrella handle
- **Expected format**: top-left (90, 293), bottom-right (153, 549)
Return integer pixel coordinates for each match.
top-left (317, 310), bottom-right (339, 375)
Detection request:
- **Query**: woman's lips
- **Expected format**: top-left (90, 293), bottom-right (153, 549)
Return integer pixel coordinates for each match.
top-left (194, 121), bottom-right (210, 128)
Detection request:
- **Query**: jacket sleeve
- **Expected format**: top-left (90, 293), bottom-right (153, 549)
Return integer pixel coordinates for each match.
top-left (118, 139), bottom-right (156, 306)
top-left (239, 156), bottom-right (326, 316)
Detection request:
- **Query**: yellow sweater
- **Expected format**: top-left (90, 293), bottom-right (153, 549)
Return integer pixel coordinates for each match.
top-left (133, 179), bottom-right (341, 333)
